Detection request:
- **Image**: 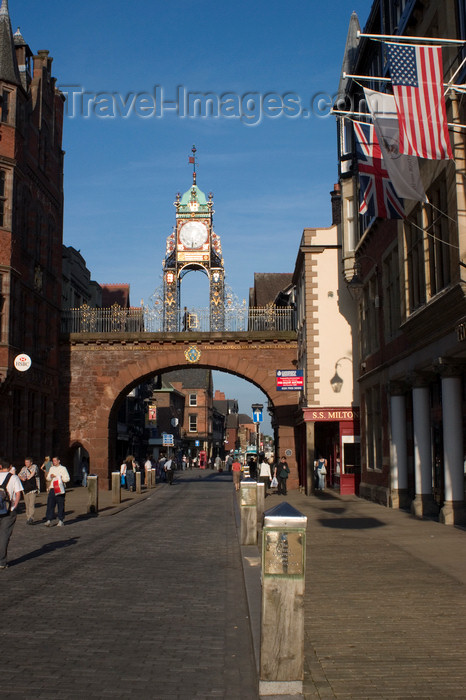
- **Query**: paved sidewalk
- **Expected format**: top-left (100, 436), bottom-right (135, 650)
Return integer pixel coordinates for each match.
top-left (265, 488), bottom-right (466, 699)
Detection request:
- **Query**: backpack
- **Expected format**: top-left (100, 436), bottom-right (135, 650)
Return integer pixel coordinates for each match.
top-left (0, 473), bottom-right (13, 515)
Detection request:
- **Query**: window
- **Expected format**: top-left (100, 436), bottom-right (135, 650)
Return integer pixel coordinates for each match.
top-left (426, 181), bottom-right (451, 297)
top-left (1, 90), bottom-right (10, 123)
top-left (189, 415), bottom-right (197, 432)
top-left (365, 386), bottom-right (382, 471)
top-left (0, 170), bottom-right (6, 228)
top-left (405, 209), bottom-right (426, 312)
top-left (360, 272), bottom-right (379, 358)
top-left (383, 247), bottom-right (401, 339)
top-left (189, 393), bottom-right (197, 407)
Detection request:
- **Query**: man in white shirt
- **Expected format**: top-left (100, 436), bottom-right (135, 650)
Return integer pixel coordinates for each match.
top-left (45, 457), bottom-right (70, 527)
top-left (0, 461), bottom-right (23, 569)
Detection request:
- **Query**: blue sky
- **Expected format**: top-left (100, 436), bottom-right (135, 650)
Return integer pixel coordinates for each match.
top-left (15, 0), bottom-right (372, 430)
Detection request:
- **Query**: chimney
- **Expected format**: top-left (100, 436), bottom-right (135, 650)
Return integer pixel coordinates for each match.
top-left (330, 183), bottom-right (341, 226)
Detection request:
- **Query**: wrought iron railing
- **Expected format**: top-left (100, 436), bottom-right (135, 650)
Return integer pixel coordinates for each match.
top-left (61, 304), bottom-right (296, 334)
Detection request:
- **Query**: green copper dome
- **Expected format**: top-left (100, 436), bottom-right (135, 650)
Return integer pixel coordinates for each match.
top-left (180, 184), bottom-right (208, 206)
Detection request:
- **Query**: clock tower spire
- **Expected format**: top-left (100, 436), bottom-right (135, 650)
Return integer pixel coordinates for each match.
top-left (162, 149), bottom-right (225, 331)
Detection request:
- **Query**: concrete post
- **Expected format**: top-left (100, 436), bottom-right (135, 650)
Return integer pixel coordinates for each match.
top-left (256, 482), bottom-right (265, 530)
top-left (135, 470), bottom-right (142, 494)
top-left (151, 469), bottom-right (156, 488)
top-left (111, 472), bottom-right (121, 504)
top-left (87, 475), bottom-right (98, 514)
top-left (240, 480), bottom-right (257, 546)
top-left (260, 502), bottom-right (307, 697)
top-left (146, 469), bottom-right (152, 489)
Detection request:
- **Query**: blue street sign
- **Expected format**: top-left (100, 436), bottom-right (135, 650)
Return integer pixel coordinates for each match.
top-left (253, 409), bottom-right (263, 423)
top-left (195, 440), bottom-right (200, 447)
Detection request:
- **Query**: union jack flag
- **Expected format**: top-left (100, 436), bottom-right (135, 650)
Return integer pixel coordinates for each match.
top-left (353, 121), bottom-right (404, 220)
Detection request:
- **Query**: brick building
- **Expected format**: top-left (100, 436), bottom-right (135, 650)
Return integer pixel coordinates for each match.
top-left (0, 1), bottom-right (64, 464)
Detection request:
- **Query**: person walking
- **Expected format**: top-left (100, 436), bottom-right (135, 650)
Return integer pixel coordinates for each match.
top-left (125, 456), bottom-right (135, 492)
top-left (316, 456), bottom-right (327, 491)
top-left (164, 458), bottom-right (174, 485)
top-left (0, 461), bottom-right (23, 569)
top-left (232, 457), bottom-right (242, 491)
top-left (44, 457), bottom-right (70, 527)
top-left (18, 458), bottom-right (39, 524)
top-left (277, 456), bottom-right (290, 495)
top-left (40, 455), bottom-right (52, 493)
top-left (258, 453), bottom-right (272, 497)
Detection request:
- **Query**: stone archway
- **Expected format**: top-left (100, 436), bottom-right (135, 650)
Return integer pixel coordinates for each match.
top-left (59, 332), bottom-right (298, 489)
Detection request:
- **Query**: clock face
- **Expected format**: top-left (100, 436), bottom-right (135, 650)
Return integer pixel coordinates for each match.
top-left (179, 221), bottom-right (208, 249)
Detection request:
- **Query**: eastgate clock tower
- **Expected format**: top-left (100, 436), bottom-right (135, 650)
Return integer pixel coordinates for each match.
top-left (162, 147), bottom-right (225, 331)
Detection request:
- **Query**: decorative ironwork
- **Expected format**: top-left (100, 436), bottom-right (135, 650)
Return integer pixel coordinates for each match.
top-left (61, 305), bottom-right (295, 334)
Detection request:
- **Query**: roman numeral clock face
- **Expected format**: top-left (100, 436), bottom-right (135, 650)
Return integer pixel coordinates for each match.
top-left (179, 221), bottom-right (208, 249)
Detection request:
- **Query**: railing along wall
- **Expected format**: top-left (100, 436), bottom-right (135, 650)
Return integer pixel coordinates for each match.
top-left (61, 305), bottom-right (296, 334)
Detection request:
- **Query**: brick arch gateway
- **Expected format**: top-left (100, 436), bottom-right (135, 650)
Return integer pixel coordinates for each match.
top-left (59, 331), bottom-right (299, 489)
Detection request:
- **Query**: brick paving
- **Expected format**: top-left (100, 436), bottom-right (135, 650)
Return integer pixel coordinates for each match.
top-left (2, 470), bottom-right (258, 700)
top-left (4, 473), bottom-right (466, 699)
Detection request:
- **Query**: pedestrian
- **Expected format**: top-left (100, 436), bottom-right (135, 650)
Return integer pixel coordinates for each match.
top-left (182, 455), bottom-right (188, 470)
top-left (144, 455), bottom-right (153, 486)
top-left (125, 456), bottom-right (135, 492)
top-left (0, 461), bottom-right (23, 569)
top-left (81, 457), bottom-right (88, 487)
top-left (249, 457), bottom-right (257, 480)
top-left (258, 453), bottom-right (272, 496)
top-left (182, 306), bottom-right (189, 331)
top-left (18, 457), bottom-right (39, 524)
top-left (316, 456), bottom-right (327, 491)
top-left (164, 458), bottom-right (174, 485)
top-left (214, 455), bottom-right (222, 471)
top-left (232, 457), bottom-right (242, 491)
top-left (40, 455), bottom-right (52, 492)
top-left (120, 460), bottom-right (127, 488)
top-left (277, 456), bottom-right (290, 495)
top-left (226, 454), bottom-right (233, 471)
top-left (158, 455), bottom-right (166, 482)
top-left (44, 457), bottom-right (70, 527)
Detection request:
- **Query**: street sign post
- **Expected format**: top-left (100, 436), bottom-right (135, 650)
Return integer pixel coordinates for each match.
top-left (162, 433), bottom-right (174, 446)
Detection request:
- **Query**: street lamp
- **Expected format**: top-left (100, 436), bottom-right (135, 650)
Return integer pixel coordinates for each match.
top-left (330, 356), bottom-right (352, 393)
top-left (346, 255), bottom-right (379, 302)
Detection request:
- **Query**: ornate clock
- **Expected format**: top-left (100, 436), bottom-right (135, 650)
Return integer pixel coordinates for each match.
top-left (179, 221), bottom-right (208, 249)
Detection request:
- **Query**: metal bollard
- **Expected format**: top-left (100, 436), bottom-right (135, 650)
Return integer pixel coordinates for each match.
top-left (87, 475), bottom-right (99, 514)
top-left (135, 471), bottom-right (142, 494)
top-left (240, 479), bottom-right (257, 545)
top-left (151, 469), bottom-right (156, 488)
top-left (111, 472), bottom-right (121, 504)
top-left (260, 502), bottom-right (307, 697)
top-left (256, 482), bottom-right (265, 531)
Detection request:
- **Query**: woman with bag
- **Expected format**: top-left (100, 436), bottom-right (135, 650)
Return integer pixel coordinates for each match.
top-left (19, 458), bottom-right (39, 524)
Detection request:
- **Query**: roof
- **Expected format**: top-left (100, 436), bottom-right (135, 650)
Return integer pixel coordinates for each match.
top-left (0, 0), bottom-right (20, 85)
top-left (101, 284), bottom-right (130, 308)
top-left (163, 368), bottom-right (212, 390)
top-left (250, 273), bottom-right (293, 307)
top-left (237, 413), bottom-right (254, 425)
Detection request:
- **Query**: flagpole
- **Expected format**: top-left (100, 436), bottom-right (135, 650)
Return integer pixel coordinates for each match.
top-left (357, 30), bottom-right (466, 46)
top-left (343, 72), bottom-right (466, 91)
top-left (332, 109), bottom-right (466, 130)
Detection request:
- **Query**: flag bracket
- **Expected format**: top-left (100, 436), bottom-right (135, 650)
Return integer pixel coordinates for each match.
top-left (357, 30), bottom-right (466, 46)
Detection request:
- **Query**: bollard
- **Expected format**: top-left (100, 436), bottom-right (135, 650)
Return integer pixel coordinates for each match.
top-left (260, 502), bottom-right (307, 697)
top-left (111, 471), bottom-right (121, 504)
top-left (256, 482), bottom-right (265, 528)
top-left (150, 469), bottom-right (156, 488)
top-left (240, 479), bottom-right (257, 545)
top-left (146, 468), bottom-right (152, 490)
top-left (87, 475), bottom-right (99, 514)
top-left (135, 470), bottom-right (142, 494)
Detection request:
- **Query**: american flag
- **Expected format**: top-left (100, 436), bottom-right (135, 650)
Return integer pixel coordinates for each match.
top-left (353, 121), bottom-right (404, 220)
top-left (387, 43), bottom-right (453, 160)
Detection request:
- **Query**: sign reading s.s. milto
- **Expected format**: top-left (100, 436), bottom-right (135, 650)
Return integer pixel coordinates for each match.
top-left (276, 369), bottom-right (304, 391)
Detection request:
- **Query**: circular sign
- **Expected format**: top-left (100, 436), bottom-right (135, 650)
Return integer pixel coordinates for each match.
top-left (285, 449), bottom-right (293, 458)
top-left (14, 354), bottom-right (32, 372)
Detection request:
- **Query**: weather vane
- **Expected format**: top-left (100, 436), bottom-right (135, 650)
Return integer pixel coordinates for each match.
top-left (188, 145), bottom-right (197, 184)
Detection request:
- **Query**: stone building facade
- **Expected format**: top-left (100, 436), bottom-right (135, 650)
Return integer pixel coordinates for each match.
top-left (336, 0), bottom-right (466, 524)
top-left (0, 1), bottom-right (64, 464)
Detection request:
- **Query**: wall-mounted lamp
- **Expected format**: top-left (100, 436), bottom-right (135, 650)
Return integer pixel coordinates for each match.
top-left (346, 255), bottom-right (379, 302)
top-left (330, 356), bottom-right (353, 393)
